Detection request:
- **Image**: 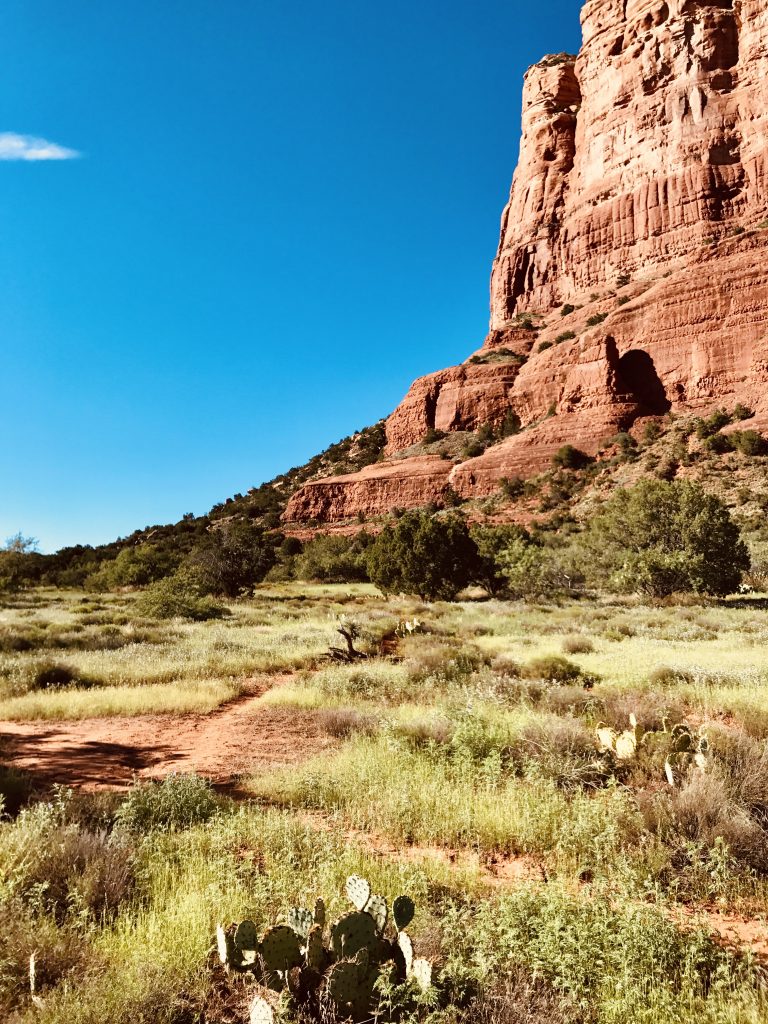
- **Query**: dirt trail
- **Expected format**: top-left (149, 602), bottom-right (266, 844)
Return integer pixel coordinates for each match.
top-left (0, 677), bottom-right (335, 791)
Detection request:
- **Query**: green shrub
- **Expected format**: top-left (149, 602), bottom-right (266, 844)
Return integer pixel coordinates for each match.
top-left (185, 521), bottom-right (279, 597)
top-left (522, 655), bottom-right (588, 685)
top-left (642, 420), bottom-right (662, 444)
top-left (560, 303), bottom-right (575, 316)
top-left (134, 569), bottom-right (225, 620)
top-left (424, 427), bottom-right (446, 444)
top-left (582, 479), bottom-right (749, 596)
top-left (732, 402), bottom-right (754, 421)
top-left (114, 773), bottom-right (222, 833)
top-left (732, 429), bottom-right (768, 456)
top-left (462, 439), bottom-right (486, 459)
top-left (367, 510), bottom-right (479, 600)
top-left (555, 331), bottom-right (576, 343)
top-left (499, 476), bottom-right (525, 500)
top-left (293, 533), bottom-right (371, 582)
top-left (551, 445), bottom-right (592, 470)
top-left (695, 408), bottom-right (731, 439)
top-left (471, 523), bottom-right (530, 596)
top-left (704, 432), bottom-right (733, 454)
top-left (497, 538), bottom-right (566, 599)
top-left (538, 341), bottom-right (553, 353)
top-left (585, 312), bottom-right (608, 327)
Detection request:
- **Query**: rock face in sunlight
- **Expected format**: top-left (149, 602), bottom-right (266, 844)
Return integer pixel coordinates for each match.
top-left (284, 0), bottom-right (768, 523)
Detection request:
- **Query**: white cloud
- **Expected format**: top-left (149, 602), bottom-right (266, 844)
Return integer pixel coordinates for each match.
top-left (0, 132), bottom-right (80, 161)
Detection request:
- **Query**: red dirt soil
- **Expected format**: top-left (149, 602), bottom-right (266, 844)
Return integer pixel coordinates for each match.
top-left (0, 678), bottom-right (335, 792)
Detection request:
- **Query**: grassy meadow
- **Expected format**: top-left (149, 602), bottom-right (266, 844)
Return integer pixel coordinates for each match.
top-left (2, 584), bottom-right (768, 1022)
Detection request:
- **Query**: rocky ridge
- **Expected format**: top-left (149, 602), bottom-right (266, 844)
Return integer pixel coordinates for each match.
top-left (285, 0), bottom-right (768, 524)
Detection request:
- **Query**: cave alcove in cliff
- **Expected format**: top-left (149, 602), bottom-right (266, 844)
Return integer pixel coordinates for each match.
top-left (616, 349), bottom-right (671, 414)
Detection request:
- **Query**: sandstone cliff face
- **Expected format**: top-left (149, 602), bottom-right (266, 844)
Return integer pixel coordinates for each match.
top-left (491, 0), bottom-right (768, 322)
top-left (284, 0), bottom-right (768, 524)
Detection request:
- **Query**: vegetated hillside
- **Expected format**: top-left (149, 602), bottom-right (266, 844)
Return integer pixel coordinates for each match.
top-left (31, 421), bottom-right (386, 584)
top-left (283, 0), bottom-right (768, 522)
top-left (23, 401), bottom-right (768, 590)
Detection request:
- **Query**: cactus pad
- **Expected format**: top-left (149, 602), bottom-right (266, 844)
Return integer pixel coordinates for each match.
top-left (249, 995), bottom-right (275, 1024)
top-left (345, 873), bottom-right (372, 911)
top-left (306, 924), bottom-right (325, 972)
top-left (411, 958), bottom-right (433, 991)
top-left (235, 920), bottom-right (259, 952)
top-left (393, 895), bottom-right (415, 931)
top-left (313, 897), bottom-right (326, 928)
top-left (287, 907), bottom-right (313, 939)
top-left (216, 924), bottom-right (230, 964)
top-left (260, 924), bottom-right (302, 972)
top-left (331, 910), bottom-right (377, 959)
top-left (327, 960), bottom-right (359, 1006)
top-left (365, 893), bottom-right (388, 934)
top-left (397, 930), bottom-right (414, 975)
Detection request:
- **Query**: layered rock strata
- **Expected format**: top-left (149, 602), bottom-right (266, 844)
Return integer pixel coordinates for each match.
top-left (284, 0), bottom-right (768, 524)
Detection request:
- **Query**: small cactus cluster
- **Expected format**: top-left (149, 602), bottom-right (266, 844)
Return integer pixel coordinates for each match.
top-left (216, 875), bottom-right (433, 1023)
top-left (595, 714), bottom-right (709, 785)
top-left (663, 723), bottom-right (709, 785)
top-left (596, 713), bottom-right (643, 760)
top-left (395, 618), bottom-right (423, 638)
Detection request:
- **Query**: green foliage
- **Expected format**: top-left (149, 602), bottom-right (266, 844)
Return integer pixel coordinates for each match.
top-left (366, 510), bottom-right (479, 600)
top-left (642, 420), bottom-right (662, 444)
top-left (134, 568), bottom-right (225, 620)
top-left (585, 312), bottom-right (608, 327)
top-left (537, 341), bottom-right (553, 352)
top-left (423, 427), bottom-right (446, 444)
top-left (186, 521), bottom-right (279, 597)
top-left (560, 303), bottom-right (575, 316)
top-left (732, 429), bottom-right (768, 455)
top-left (582, 479), bottom-right (750, 596)
top-left (496, 538), bottom-right (565, 599)
top-left (554, 330), bottom-right (576, 343)
top-left (86, 543), bottom-right (180, 592)
top-left (217, 875), bottom-right (432, 1023)
top-left (732, 402), bottom-right (754, 421)
top-left (462, 438), bottom-right (486, 459)
top-left (114, 773), bottom-right (221, 832)
top-left (551, 445), bottom-right (592, 470)
top-left (499, 475), bottom-right (525, 500)
top-left (470, 524), bottom-right (529, 596)
top-left (695, 408), bottom-right (731, 439)
top-left (0, 534), bottom-right (42, 592)
top-left (292, 533), bottom-right (372, 583)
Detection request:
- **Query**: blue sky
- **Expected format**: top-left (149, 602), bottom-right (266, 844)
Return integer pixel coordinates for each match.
top-left (0, 0), bottom-right (582, 553)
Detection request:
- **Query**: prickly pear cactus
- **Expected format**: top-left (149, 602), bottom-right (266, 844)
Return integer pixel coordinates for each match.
top-left (216, 878), bottom-right (428, 1020)
top-left (411, 957), bottom-right (433, 991)
top-left (306, 924), bottom-right (325, 972)
top-left (365, 892), bottom-right (388, 934)
top-left (260, 924), bottom-right (303, 972)
top-left (392, 894), bottom-right (415, 931)
top-left (313, 897), bottom-right (326, 928)
top-left (345, 873), bottom-right (372, 911)
top-left (331, 910), bottom-right (378, 959)
top-left (235, 920), bottom-right (259, 952)
top-left (249, 994), bottom-right (275, 1024)
top-left (397, 930), bottom-right (414, 975)
top-left (286, 906), bottom-right (313, 939)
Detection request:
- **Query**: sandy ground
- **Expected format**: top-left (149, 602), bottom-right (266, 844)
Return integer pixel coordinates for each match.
top-left (0, 677), bottom-right (334, 791)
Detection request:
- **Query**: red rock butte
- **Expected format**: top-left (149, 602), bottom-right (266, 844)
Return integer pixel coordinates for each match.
top-left (284, 0), bottom-right (768, 524)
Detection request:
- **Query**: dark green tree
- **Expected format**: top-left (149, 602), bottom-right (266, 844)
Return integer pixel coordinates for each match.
top-left (366, 510), bottom-right (479, 600)
top-left (186, 521), bottom-right (279, 597)
top-left (582, 479), bottom-right (749, 597)
top-left (470, 523), bottom-right (530, 596)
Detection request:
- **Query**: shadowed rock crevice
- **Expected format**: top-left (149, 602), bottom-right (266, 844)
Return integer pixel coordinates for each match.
top-left (616, 350), bottom-right (671, 415)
